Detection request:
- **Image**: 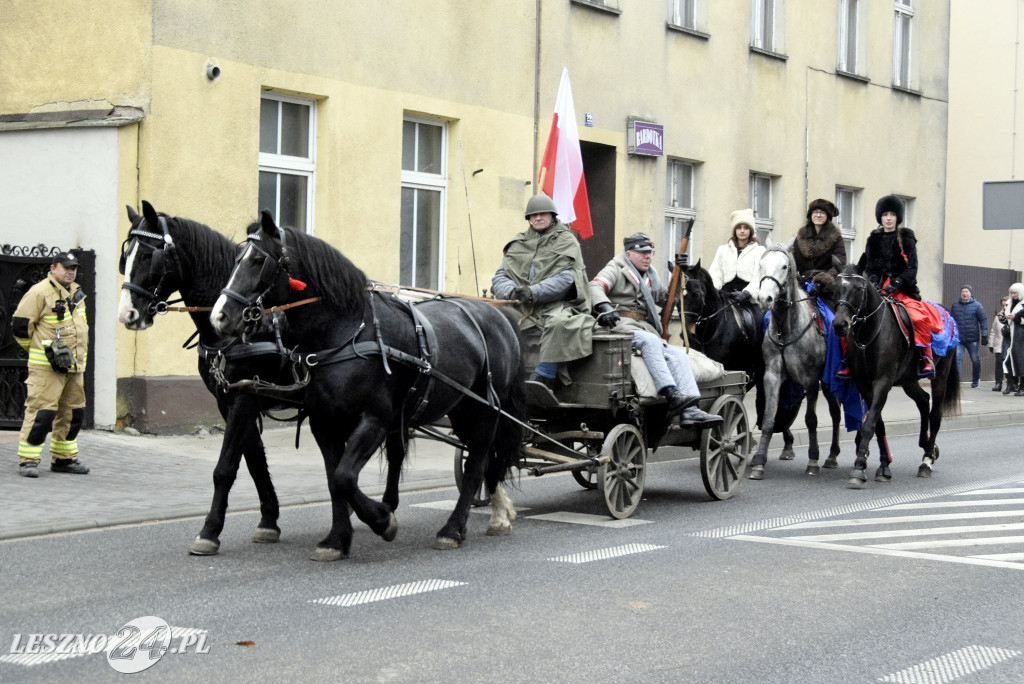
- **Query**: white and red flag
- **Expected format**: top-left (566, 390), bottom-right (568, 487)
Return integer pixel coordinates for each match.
top-left (538, 67), bottom-right (593, 240)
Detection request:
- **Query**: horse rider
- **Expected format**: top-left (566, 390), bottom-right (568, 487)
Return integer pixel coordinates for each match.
top-left (491, 193), bottom-right (593, 392)
top-left (589, 232), bottom-right (721, 426)
top-left (861, 194), bottom-right (946, 378)
top-left (792, 198), bottom-right (847, 300)
top-left (708, 208), bottom-right (765, 304)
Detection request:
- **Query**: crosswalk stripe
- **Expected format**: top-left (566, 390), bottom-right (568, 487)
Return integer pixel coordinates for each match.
top-left (780, 509), bottom-right (1024, 530)
top-left (311, 579), bottom-right (466, 607)
top-left (954, 487), bottom-right (1024, 496)
top-left (878, 645), bottom-right (1021, 683)
top-left (526, 512), bottom-right (651, 528)
top-left (882, 498), bottom-right (1024, 510)
top-left (548, 543), bottom-right (666, 564)
top-left (786, 522), bottom-right (1024, 542)
top-left (871, 535), bottom-right (1024, 550)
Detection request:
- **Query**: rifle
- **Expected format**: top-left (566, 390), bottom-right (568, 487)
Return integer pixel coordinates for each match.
top-left (660, 218), bottom-right (695, 341)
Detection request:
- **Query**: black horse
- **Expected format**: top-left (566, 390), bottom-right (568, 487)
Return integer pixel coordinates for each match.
top-left (832, 266), bottom-right (961, 487)
top-left (118, 201), bottom-right (311, 555)
top-left (210, 211), bottom-right (526, 560)
top-left (681, 259), bottom-right (800, 460)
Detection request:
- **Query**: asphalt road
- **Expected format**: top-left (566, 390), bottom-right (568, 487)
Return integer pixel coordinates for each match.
top-left (2, 423), bottom-right (1023, 683)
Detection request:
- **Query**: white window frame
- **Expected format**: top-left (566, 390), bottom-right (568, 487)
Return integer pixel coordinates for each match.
top-left (751, 0), bottom-right (776, 51)
top-left (895, 195), bottom-right (914, 228)
top-left (837, 0), bottom-right (861, 74)
top-left (835, 186), bottom-right (859, 257)
top-left (893, 0), bottom-right (914, 88)
top-left (669, 0), bottom-right (696, 30)
top-left (665, 159), bottom-right (697, 264)
top-left (400, 116), bottom-right (448, 290)
top-left (749, 172), bottom-right (776, 244)
top-left (258, 92), bottom-right (316, 234)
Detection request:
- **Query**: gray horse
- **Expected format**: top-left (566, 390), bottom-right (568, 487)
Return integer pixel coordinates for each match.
top-left (749, 246), bottom-right (842, 480)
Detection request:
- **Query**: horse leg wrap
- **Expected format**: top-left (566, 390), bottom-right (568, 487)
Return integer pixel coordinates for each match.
top-left (27, 409), bottom-right (57, 445)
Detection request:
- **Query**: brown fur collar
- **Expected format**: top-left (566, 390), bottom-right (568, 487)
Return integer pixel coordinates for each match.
top-left (794, 222), bottom-right (841, 261)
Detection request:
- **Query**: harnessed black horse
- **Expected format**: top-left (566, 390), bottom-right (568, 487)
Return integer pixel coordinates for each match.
top-left (117, 200), bottom-right (310, 555)
top-left (210, 211), bottom-right (526, 560)
top-left (832, 266), bottom-right (960, 486)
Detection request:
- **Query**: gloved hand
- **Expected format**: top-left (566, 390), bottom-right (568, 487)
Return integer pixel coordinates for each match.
top-left (593, 302), bottom-right (621, 329)
top-left (729, 290), bottom-right (752, 304)
top-left (881, 284), bottom-right (896, 296)
top-left (982, 336), bottom-right (989, 347)
top-left (511, 286), bottom-right (534, 305)
top-left (674, 253), bottom-right (688, 269)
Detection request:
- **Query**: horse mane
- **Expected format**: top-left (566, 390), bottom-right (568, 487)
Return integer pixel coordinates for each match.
top-left (255, 223), bottom-right (368, 313)
top-left (166, 216), bottom-right (237, 280)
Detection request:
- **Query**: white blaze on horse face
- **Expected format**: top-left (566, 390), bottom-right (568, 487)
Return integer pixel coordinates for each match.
top-left (117, 242), bottom-right (144, 327)
top-left (210, 241), bottom-right (256, 334)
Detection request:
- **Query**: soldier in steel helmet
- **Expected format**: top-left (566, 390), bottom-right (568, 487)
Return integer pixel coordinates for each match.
top-left (491, 193), bottom-right (593, 392)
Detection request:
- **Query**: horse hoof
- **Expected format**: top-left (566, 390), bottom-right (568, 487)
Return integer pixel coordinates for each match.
top-left (917, 464), bottom-right (933, 478)
top-left (310, 547), bottom-right (346, 562)
top-left (252, 527), bottom-right (280, 544)
top-left (875, 467), bottom-right (892, 483)
top-left (486, 523), bottom-right (512, 537)
top-left (847, 470), bottom-right (867, 489)
top-left (823, 456), bottom-right (839, 469)
top-left (779, 449), bottom-right (795, 461)
top-left (189, 536), bottom-right (220, 556)
top-left (381, 513), bottom-right (398, 542)
top-left (748, 465), bottom-right (765, 480)
top-left (931, 446), bottom-right (940, 463)
top-left (806, 465), bottom-right (821, 476)
top-left (433, 536), bottom-right (461, 550)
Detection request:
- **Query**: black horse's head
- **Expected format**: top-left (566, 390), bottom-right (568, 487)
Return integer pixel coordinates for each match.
top-left (681, 258), bottom-right (710, 318)
top-left (117, 200), bottom-right (182, 330)
top-left (210, 210), bottom-right (293, 338)
top-left (832, 264), bottom-right (876, 337)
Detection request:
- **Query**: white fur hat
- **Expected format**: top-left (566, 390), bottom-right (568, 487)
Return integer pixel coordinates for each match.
top-left (730, 208), bottom-right (756, 231)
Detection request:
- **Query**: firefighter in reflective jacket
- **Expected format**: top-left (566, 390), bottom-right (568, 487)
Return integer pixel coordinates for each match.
top-left (12, 251), bottom-right (90, 477)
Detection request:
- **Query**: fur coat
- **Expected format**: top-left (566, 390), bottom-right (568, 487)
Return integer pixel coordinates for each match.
top-left (791, 222), bottom-right (847, 295)
top-left (862, 226), bottom-right (921, 300)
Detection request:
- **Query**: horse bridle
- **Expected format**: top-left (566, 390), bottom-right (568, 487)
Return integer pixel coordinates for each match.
top-left (759, 266), bottom-right (822, 349)
top-left (119, 215), bottom-right (183, 315)
top-left (834, 273), bottom-right (887, 349)
top-left (219, 227), bottom-right (290, 326)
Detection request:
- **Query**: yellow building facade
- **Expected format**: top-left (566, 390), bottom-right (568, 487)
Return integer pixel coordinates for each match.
top-left (1, 0), bottom-right (951, 432)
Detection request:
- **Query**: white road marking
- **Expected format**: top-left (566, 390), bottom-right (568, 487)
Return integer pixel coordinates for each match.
top-left (310, 579), bottom-right (466, 607)
top-left (970, 552), bottom-right (1024, 561)
top-left (881, 498), bottom-right (1024, 510)
top-left (786, 522), bottom-right (1024, 542)
top-left (871, 535), bottom-right (1024, 550)
top-left (411, 500), bottom-right (530, 514)
top-left (954, 487), bottom-right (1024, 495)
top-left (525, 511), bottom-right (651, 528)
top-left (778, 509), bottom-right (1024, 530)
top-left (548, 543), bottom-right (666, 564)
top-left (877, 644), bottom-right (1021, 683)
top-left (730, 535), bottom-right (1024, 570)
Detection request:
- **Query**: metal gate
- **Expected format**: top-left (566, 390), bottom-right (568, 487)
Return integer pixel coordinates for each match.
top-left (0, 246), bottom-right (95, 430)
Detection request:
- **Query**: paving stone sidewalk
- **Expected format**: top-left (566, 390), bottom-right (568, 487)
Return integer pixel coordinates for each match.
top-left (1, 384), bottom-right (1019, 540)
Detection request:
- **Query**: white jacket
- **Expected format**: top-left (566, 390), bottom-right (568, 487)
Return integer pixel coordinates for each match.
top-left (708, 241), bottom-right (765, 297)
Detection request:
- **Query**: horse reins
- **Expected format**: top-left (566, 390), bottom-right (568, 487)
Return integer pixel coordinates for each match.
top-left (835, 274), bottom-right (894, 350)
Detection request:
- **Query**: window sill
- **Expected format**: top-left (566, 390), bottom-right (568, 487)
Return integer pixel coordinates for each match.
top-left (570, 0), bottom-right (621, 16)
top-left (892, 83), bottom-right (922, 97)
top-left (836, 69), bottom-right (870, 84)
top-left (666, 23), bottom-right (709, 40)
top-left (749, 46), bottom-right (788, 62)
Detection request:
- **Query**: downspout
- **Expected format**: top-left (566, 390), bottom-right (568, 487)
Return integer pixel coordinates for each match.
top-left (533, 0), bottom-right (541, 185)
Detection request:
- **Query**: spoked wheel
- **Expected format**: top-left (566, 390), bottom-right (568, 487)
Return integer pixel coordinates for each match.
top-left (572, 467), bottom-right (599, 490)
top-left (453, 448), bottom-right (490, 507)
top-left (699, 395), bottom-right (751, 500)
top-left (598, 424), bottom-right (647, 519)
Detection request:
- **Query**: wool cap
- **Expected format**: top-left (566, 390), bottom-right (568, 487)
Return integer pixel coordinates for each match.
top-left (875, 195), bottom-right (905, 225)
top-left (51, 251), bottom-right (79, 268)
top-left (623, 232), bottom-right (654, 252)
top-left (961, 284), bottom-right (974, 296)
top-left (807, 198), bottom-right (838, 221)
top-left (730, 208), bottom-right (756, 232)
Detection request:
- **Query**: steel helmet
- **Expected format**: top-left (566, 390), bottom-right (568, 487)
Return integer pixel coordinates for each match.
top-left (524, 193), bottom-right (558, 219)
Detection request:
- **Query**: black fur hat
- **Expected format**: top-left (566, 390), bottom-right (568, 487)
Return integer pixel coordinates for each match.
top-left (875, 195), bottom-right (904, 225)
top-left (807, 198), bottom-right (838, 221)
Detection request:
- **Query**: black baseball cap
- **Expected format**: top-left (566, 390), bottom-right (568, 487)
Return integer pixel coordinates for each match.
top-left (51, 251), bottom-right (79, 268)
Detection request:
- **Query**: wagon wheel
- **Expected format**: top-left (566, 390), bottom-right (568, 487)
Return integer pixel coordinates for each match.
top-left (598, 424), bottom-right (647, 519)
top-left (572, 466), bottom-right (599, 490)
top-left (699, 394), bottom-right (751, 500)
top-left (453, 448), bottom-right (490, 507)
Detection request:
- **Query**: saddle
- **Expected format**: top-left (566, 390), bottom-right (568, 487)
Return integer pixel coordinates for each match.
top-left (885, 297), bottom-right (913, 344)
top-left (728, 301), bottom-right (761, 343)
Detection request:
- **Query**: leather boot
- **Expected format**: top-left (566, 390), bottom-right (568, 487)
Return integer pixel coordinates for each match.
top-left (528, 371), bottom-right (560, 392)
top-left (51, 459), bottom-right (90, 474)
top-left (659, 386), bottom-right (700, 414)
top-left (1003, 379), bottom-right (1015, 395)
top-left (918, 347), bottom-right (935, 378)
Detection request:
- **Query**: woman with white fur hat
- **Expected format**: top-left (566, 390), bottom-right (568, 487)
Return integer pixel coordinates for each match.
top-left (707, 208), bottom-right (765, 304)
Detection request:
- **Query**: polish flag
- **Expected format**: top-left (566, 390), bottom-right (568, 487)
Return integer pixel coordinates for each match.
top-left (538, 68), bottom-right (593, 240)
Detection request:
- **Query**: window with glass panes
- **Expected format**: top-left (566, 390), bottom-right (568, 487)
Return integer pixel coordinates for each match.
top-left (894, 0), bottom-right (913, 87)
top-left (259, 93), bottom-right (315, 233)
top-left (670, 0), bottom-right (696, 30)
top-left (749, 173), bottom-right (774, 244)
top-left (835, 187), bottom-right (858, 256)
top-left (400, 118), bottom-right (447, 289)
top-left (838, 0), bottom-right (860, 73)
top-left (665, 160), bottom-right (696, 268)
top-left (751, 0), bottom-right (776, 50)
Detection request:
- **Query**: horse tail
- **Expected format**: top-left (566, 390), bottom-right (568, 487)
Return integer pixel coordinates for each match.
top-left (486, 311), bottom-right (527, 491)
top-left (940, 352), bottom-right (962, 417)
